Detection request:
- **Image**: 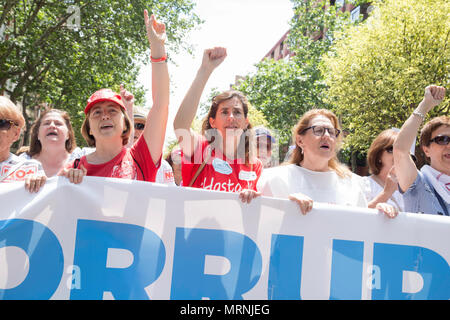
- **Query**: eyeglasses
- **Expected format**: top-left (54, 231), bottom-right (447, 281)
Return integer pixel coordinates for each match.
top-left (385, 146), bottom-right (393, 153)
top-left (0, 119), bottom-right (18, 130)
top-left (301, 125), bottom-right (341, 138)
top-left (430, 135), bottom-right (450, 146)
top-left (134, 123), bottom-right (145, 130)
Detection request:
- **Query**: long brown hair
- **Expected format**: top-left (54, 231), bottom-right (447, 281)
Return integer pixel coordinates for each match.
top-left (367, 129), bottom-right (398, 175)
top-left (289, 108), bottom-right (350, 178)
top-left (29, 109), bottom-right (76, 156)
top-left (201, 90), bottom-right (255, 164)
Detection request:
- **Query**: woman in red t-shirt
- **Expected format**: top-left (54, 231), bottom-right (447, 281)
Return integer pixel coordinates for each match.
top-left (173, 47), bottom-right (262, 203)
top-left (65, 10), bottom-right (168, 183)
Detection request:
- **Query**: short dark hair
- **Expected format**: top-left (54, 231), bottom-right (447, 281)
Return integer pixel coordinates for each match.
top-left (420, 116), bottom-right (450, 148)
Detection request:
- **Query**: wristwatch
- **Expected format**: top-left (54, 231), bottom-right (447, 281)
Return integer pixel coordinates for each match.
top-left (412, 109), bottom-right (425, 121)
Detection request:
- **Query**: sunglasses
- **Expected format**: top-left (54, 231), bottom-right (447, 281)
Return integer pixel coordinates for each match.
top-left (0, 119), bottom-right (18, 130)
top-left (301, 125), bottom-right (341, 138)
top-left (134, 123), bottom-right (145, 130)
top-left (430, 135), bottom-right (450, 146)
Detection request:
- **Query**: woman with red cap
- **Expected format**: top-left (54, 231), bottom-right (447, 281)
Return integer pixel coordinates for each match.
top-left (66, 10), bottom-right (169, 182)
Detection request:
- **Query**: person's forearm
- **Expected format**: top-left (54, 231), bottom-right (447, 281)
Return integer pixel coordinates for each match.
top-left (393, 100), bottom-right (429, 191)
top-left (393, 101), bottom-right (427, 154)
top-left (173, 66), bottom-right (213, 131)
top-left (151, 44), bottom-right (169, 112)
top-left (367, 189), bottom-right (394, 208)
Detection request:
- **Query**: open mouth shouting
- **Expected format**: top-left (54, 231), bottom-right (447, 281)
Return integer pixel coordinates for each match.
top-left (46, 131), bottom-right (58, 137)
top-left (100, 123), bottom-right (114, 131)
top-left (319, 141), bottom-right (331, 150)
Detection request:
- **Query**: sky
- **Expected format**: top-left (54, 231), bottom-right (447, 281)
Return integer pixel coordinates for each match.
top-left (138, 0), bottom-right (294, 143)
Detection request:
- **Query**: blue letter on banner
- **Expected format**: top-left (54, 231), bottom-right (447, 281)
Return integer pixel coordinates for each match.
top-left (372, 243), bottom-right (450, 300)
top-left (170, 228), bottom-right (262, 299)
top-left (0, 219), bottom-right (64, 299)
top-left (70, 220), bottom-right (165, 300)
top-left (268, 234), bottom-right (304, 300)
top-left (329, 239), bottom-right (364, 300)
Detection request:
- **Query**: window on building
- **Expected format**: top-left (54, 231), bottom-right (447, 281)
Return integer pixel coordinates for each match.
top-left (351, 6), bottom-right (360, 22)
top-left (335, 0), bottom-right (345, 8)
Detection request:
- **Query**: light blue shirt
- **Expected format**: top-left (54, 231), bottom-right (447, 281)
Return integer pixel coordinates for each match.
top-left (401, 170), bottom-right (449, 216)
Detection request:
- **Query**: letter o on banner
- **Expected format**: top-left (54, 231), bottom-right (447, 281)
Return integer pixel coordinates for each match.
top-left (0, 219), bottom-right (64, 299)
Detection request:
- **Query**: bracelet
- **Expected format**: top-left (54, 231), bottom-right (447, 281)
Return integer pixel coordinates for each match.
top-left (412, 109), bottom-right (425, 121)
top-left (150, 55), bottom-right (167, 63)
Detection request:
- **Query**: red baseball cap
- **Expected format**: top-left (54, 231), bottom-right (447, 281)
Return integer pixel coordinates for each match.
top-left (84, 89), bottom-right (126, 115)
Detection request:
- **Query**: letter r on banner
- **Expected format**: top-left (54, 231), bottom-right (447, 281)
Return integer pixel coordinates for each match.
top-left (70, 220), bottom-right (165, 300)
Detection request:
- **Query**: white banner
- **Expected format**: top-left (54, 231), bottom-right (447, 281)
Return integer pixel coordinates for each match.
top-left (0, 177), bottom-right (449, 300)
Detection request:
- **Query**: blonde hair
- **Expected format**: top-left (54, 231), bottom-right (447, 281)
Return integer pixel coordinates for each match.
top-left (289, 108), bottom-right (351, 178)
top-left (0, 96), bottom-right (25, 129)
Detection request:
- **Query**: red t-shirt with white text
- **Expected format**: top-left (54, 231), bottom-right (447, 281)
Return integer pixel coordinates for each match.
top-left (182, 137), bottom-right (262, 192)
top-left (68, 135), bottom-right (160, 182)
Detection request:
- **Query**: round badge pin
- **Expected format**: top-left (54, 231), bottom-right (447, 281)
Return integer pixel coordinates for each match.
top-left (212, 158), bottom-right (233, 175)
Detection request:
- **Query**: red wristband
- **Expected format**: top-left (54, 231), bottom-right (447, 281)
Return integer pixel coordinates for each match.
top-left (150, 55), bottom-right (167, 63)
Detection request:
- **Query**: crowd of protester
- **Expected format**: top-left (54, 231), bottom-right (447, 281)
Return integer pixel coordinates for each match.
top-left (0, 10), bottom-right (448, 217)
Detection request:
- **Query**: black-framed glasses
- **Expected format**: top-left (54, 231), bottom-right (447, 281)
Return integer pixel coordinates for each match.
top-left (134, 123), bottom-right (145, 130)
top-left (301, 125), bottom-right (340, 138)
top-left (0, 119), bottom-right (17, 130)
top-left (385, 146), bottom-right (393, 153)
top-left (430, 135), bottom-right (450, 146)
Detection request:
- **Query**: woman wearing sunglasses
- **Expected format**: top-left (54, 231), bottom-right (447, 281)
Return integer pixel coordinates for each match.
top-left (0, 96), bottom-right (46, 192)
top-left (132, 106), bottom-right (175, 186)
top-left (66, 10), bottom-right (169, 182)
top-left (362, 129), bottom-right (405, 212)
top-left (394, 85), bottom-right (449, 215)
top-left (258, 109), bottom-right (398, 218)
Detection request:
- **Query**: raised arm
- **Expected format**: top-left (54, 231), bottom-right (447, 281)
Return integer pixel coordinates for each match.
top-left (173, 47), bottom-right (227, 157)
top-left (119, 84), bottom-right (135, 148)
top-left (142, 10), bottom-right (169, 165)
top-left (393, 85), bottom-right (446, 191)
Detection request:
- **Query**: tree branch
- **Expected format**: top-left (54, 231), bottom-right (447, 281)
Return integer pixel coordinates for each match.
top-left (0, 0), bottom-right (20, 27)
top-left (18, 0), bottom-right (46, 36)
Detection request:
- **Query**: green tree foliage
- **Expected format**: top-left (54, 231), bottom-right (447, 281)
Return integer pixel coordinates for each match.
top-left (236, 0), bottom-right (351, 145)
top-left (322, 0), bottom-right (450, 154)
top-left (0, 0), bottom-right (201, 146)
